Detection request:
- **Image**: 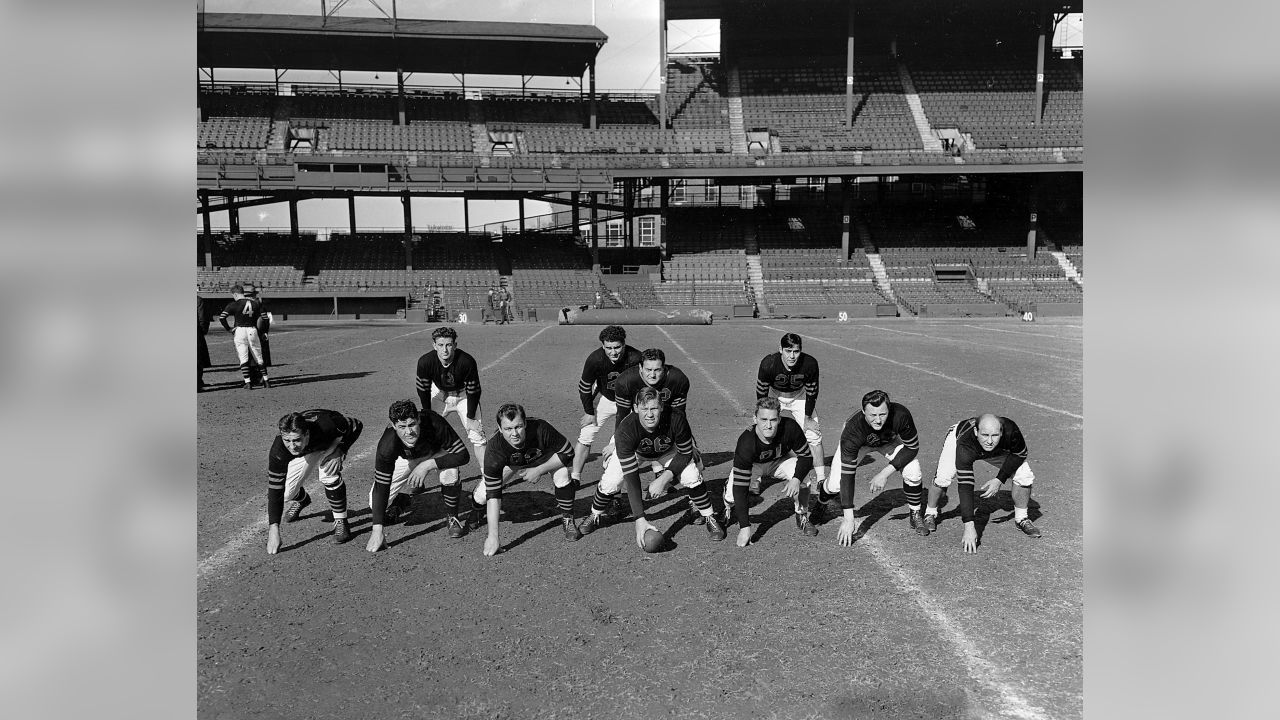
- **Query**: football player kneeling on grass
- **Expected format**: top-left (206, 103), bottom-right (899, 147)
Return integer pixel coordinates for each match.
top-left (365, 399), bottom-right (471, 553)
top-left (266, 409), bottom-right (364, 554)
top-left (814, 390), bottom-right (925, 546)
top-left (721, 397), bottom-right (817, 547)
top-left (926, 413), bottom-right (1041, 553)
top-left (580, 387), bottom-right (725, 550)
top-left (471, 403), bottom-right (581, 556)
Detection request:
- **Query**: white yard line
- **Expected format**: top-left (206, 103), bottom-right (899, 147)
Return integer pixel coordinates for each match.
top-left (764, 326), bottom-right (1082, 420)
top-left (199, 324), bottom-right (553, 583)
top-left (664, 325), bottom-right (1054, 720)
top-left (655, 326), bottom-right (748, 414)
top-left (960, 324), bottom-right (1080, 339)
top-left (859, 324), bottom-right (1081, 363)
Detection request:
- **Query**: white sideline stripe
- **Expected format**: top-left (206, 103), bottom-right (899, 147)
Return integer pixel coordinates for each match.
top-left (670, 329), bottom-right (1051, 720)
top-left (859, 324), bottom-right (1081, 363)
top-left (198, 446), bottom-right (376, 581)
top-left (655, 326), bottom-right (747, 415)
top-left (764, 326), bottom-right (1083, 420)
top-left (858, 535), bottom-right (1053, 720)
top-left (960, 324), bottom-right (1079, 339)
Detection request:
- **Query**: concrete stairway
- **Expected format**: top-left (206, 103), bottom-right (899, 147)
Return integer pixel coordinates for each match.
top-left (867, 253), bottom-right (911, 314)
top-left (897, 62), bottom-right (943, 152)
top-left (1050, 251), bottom-right (1083, 287)
top-left (726, 66), bottom-right (749, 155)
top-left (745, 254), bottom-right (766, 305)
top-left (468, 103), bottom-right (490, 159)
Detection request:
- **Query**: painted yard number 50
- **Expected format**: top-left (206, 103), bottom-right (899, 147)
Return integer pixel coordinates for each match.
top-left (837, 311), bottom-right (849, 322)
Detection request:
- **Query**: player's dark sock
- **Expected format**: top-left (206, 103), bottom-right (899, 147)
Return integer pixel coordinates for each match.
top-left (554, 482), bottom-right (576, 518)
top-left (687, 484), bottom-right (713, 513)
top-left (442, 483), bottom-right (462, 517)
top-left (903, 482), bottom-right (923, 510)
top-left (818, 487), bottom-right (838, 506)
top-left (590, 487), bottom-right (613, 515)
top-left (322, 480), bottom-right (348, 518)
top-left (239, 363), bottom-right (251, 381)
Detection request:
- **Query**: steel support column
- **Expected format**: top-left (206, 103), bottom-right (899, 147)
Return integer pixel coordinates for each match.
top-left (845, 2), bottom-right (856, 127)
top-left (658, 0), bottom-right (668, 129)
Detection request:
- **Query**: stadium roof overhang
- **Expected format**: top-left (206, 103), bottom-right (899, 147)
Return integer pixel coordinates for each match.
top-left (665, 0), bottom-right (1082, 21)
top-left (197, 12), bottom-right (608, 77)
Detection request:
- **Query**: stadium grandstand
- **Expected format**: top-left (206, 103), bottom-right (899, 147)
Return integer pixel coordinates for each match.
top-left (197, 0), bottom-right (1082, 322)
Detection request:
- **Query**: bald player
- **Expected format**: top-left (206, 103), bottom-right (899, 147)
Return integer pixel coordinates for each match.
top-left (571, 325), bottom-right (643, 486)
top-left (926, 414), bottom-right (1042, 553)
top-left (755, 333), bottom-right (826, 492)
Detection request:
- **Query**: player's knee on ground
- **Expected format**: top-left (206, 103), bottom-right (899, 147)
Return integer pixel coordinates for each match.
top-left (901, 459), bottom-right (923, 486)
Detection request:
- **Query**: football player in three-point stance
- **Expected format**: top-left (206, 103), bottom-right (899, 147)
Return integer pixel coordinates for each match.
top-left (817, 390), bottom-right (925, 546)
top-left (473, 404), bottom-right (580, 556)
top-left (722, 397), bottom-right (817, 547)
top-left (927, 414), bottom-right (1041, 553)
top-left (570, 325), bottom-right (643, 487)
top-left (266, 409), bottom-right (363, 553)
top-left (580, 387), bottom-right (726, 549)
top-left (756, 333), bottom-right (825, 493)
top-left (365, 399), bottom-right (471, 553)
top-left (415, 326), bottom-right (487, 481)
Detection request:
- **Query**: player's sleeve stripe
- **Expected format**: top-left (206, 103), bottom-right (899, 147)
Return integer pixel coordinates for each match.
top-left (729, 467), bottom-right (752, 485)
top-left (616, 397), bottom-right (632, 408)
top-left (374, 472), bottom-right (391, 484)
top-left (578, 379), bottom-right (594, 393)
top-left (446, 440), bottom-right (466, 454)
top-left (267, 480), bottom-right (284, 489)
top-left (415, 377), bottom-right (429, 390)
top-left (676, 439), bottom-right (694, 453)
top-left (556, 440), bottom-right (574, 455)
top-left (795, 445), bottom-right (812, 458)
top-left (1014, 447), bottom-right (1028, 458)
top-left (755, 380), bottom-right (770, 392)
top-left (618, 455), bottom-right (638, 470)
top-left (268, 470), bottom-right (286, 480)
top-left (671, 396), bottom-right (686, 406)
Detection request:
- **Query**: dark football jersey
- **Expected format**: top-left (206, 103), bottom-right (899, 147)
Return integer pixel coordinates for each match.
top-left (837, 402), bottom-right (921, 485)
top-left (729, 417), bottom-right (814, 488)
top-left (267, 409), bottom-right (364, 479)
top-left (756, 351), bottom-right (819, 416)
top-left (482, 418), bottom-right (574, 498)
top-left (219, 296), bottom-right (262, 329)
top-left (415, 348), bottom-right (482, 418)
top-left (577, 345), bottom-right (644, 413)
top-left (612, 364), bottom-right (691, 421)
top-left (953, 416), bottom-right (1028, 483)
top-left (373, 409), bottom-right (469, 482)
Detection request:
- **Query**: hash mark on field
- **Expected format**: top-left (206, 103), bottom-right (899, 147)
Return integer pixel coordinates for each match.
top-left (859, 325), bottom-right (1082, 363)
top-left (481, 325), bottom-right (553, 372)
top-left (765, 327), bottom-right (1082, 420)
top-left (960, 324), bottom-right (1079, 339)
top-left (655, 327), bottom-right (747, 415)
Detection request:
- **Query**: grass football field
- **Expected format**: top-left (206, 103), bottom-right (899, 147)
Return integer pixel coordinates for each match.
top-left (198, 317), bottom-right (1082, 720)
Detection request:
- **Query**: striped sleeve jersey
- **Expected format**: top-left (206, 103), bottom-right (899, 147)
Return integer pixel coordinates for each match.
top-left (755, 351), bottom-right (819, 416)
top-left (577, 345), bottom-right (643, 414)
top-left (415, 348), bottom-right (482, 418)
top-left (837, 402), bottom-right (921, 486)
top-left (482, 417), bottom-right (574, 498)
top-left (613, 364), bottom-right (691, 422)
top-left (728, 417), bottom-right (814, 492)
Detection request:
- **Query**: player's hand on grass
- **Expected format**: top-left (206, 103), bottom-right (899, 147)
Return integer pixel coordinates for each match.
top-left (366, 525), bottom-right (385, 553)
top-left (781, 477), bottom-right (801, 498)
top-left (979, 479), bottom-right (1002, 499)
top-left (836, 517), bottom-right (858, 547)
top-left (962, 523), bottom-right (979, 553)
top-left (266, 524), bottom-right (281, 554)
top-left (483, 532), bottom-right (500, 557)
top-left (634, 518), bottom-right (660, 549)
top-left (736, 526), bottom-right (753, 547)
top-left (868, 467), bottom-right (893, 494)
top-left (579, 413), bottom-right (596, 429)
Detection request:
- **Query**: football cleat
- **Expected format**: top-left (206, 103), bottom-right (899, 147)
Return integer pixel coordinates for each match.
top-left (561, 516), bottom-right (582, 541)
top-left (580, 512), bottom-right (604, 536)
top-left (795, 512), bottom-right (819, 537)
top-left (331, 517), bottom-right (351, 544)
top-left (447, 515), bottom-right (469, 539)
top-left (261, 377), bottom-right (270, 389)
top-left (686, 503), bottom-right (707, 525)
top-left (909, 509), bottom-right (930, 536)
top-left (1015, 518), bottom-right (1042, 538)
top-left (243, 381), bottom-right (253, 390)
top-left (809, 500), bottom-right (831, 525)
top-left (924, 513), bottom-right (938, 534)
top-left (607, 495), bottom-right (631, 521)
top-left (283, 490), bottom-right (311, 523)
top-left (705, 512), bottom-right (727, 541)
